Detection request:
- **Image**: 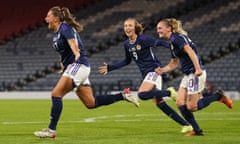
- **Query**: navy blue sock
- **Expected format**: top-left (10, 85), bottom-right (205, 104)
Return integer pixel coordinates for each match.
top-left (94, 93), bottom-right (123, 108)
top-left (198, 94), bottom-right (220, 110)
top-left (157, 102), bottom-right (189, 126)
top-left (138, 90), bottom-right (170, 100)
top-left (179, 105), bottom-right (200, 131)
top-left (48, 97), bottom-right (63, 130)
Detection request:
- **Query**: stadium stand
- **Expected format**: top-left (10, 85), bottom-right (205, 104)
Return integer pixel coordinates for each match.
top-left (0, 0), bottom-right (239, 94)
top-left (0, 0), bottom-right (95, 43)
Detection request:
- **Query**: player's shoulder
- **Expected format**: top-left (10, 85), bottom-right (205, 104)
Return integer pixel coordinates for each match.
top-left (171, 33), bottom-right (179, 39)
top-left (174, 32), bottom-right (188, 39)
top-left (60, 23), bottom-right (72, 31)
top-left (170, 32), bottom-right (185, 41)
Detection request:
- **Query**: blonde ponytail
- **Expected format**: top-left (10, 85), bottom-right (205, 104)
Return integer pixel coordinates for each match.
top-left (162, 18), bottom-right (188, 35)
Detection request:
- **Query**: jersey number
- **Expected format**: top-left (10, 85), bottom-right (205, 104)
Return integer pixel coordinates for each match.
top-left (133, 51), bottom-right (138, 60)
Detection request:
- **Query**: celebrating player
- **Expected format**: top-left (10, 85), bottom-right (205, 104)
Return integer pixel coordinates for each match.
top-left (34, 6), bottom-right (139, 138)
top-left (99, 18), bottom-right (193, 133)
top-left (155, 18), bottom-right (233, 136)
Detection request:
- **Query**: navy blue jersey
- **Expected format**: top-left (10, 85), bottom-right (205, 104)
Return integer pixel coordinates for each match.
top-left (169, 33), bottom-right (204, 74)
top-left (108, 35), bottom-right (169, 78)
top-left (52, 23), bottom-right (89, 69)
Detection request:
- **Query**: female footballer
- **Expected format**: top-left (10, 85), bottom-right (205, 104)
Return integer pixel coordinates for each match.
top-left (34, 6), bottom-right (139, 138)
top-left (99, 18), bottom-right (193, 133)
top-left (155, 18), bottom-right (233, 136)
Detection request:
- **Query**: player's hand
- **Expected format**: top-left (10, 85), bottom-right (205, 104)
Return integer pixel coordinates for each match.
top-left (75, 53), bottom-right (80, 61)
top-left (58, 63), bottom-right (64, 74)
top-left (98, 62), bottom-right (108, 75)
top-left (155, 67), bottom-right (163, 75)
top-left (195, 69), bottom-right (203, 77)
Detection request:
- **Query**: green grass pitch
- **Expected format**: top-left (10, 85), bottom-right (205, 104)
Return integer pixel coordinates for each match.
top-left (0, 99), bottom-right (239, 144)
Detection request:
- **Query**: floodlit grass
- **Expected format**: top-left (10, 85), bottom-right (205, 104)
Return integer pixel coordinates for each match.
top-left (0, 99), bottom-right (239, 144)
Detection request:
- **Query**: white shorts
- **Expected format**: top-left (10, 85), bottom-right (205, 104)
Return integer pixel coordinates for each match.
top-left (143, 72), bottom-right (162, 90)
top-left (180, 70), bottom-right (206, 94)
top-left (63, 63), bottom-right (91, 91)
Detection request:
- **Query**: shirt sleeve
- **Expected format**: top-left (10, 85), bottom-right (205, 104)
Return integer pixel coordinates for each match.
top-left (61, 27), bottom-right (75, 40)
top-left (174, 34), bottom-right (189, 51)
top-left (146, 36), bottom-right (157, 47)
top-left (169, 34), bottom-right (189, 58)
top-left (154, 39), bottom-right (170, 48)
top-left (108, 45), bottom-right (132, 72)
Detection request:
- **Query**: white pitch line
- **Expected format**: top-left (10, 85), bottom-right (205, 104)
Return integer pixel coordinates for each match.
top-left (1, 112), bottom-right (240, 125)
top-left (2, 121), bottom-right (47, 125)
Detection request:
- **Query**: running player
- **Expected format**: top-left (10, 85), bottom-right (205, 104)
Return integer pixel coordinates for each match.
top-left (99, 18), bottom-right (193, 133)
top-left (155, 18), bottom-right (233, 136)
top-left (34, 6), bottom-right (139, 138)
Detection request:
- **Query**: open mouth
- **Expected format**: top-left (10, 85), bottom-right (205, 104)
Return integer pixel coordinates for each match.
top-left (125, 30), bottom-right (132, 35)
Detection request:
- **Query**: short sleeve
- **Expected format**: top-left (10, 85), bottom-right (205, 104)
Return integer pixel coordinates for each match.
top-left (61, 27), bottom-right (75, 40)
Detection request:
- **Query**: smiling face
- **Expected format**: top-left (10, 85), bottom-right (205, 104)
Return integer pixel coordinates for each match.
top-left (157, 21), bottom-right (171, 40)
top-left (124, 19), bottom-right (137, 39)
top-left (45, 10), bottom-right (59, 31)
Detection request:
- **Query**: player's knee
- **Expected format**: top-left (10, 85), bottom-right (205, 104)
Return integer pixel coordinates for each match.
top-left (51, 88), bottom-right (65, 97)
top-left (81, 98), bottom-right (96, 109)
top-left (154, 98), bottom-right (164, 104)
top-left (187, 104), bottom-right (198, 112)
top-left (176, 100), bottom-right (185, 107)
top-left (51, 91), bottom-right (60, 97)
top-left (84, 102), bottom-right (96, 109)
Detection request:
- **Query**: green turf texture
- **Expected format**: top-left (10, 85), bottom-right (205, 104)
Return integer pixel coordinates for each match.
top-left (0, 99), bottom-right (239, 144)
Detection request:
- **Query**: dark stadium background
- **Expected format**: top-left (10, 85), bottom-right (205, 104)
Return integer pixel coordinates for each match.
top-left (0, 0), bottom-right (239, 99)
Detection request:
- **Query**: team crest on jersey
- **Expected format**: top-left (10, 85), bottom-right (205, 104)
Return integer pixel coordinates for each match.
top-left (136, 45), bottom-right (141, 50)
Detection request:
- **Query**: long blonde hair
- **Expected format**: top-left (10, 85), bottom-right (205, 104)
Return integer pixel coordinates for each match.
top-left (161, 18), bottom-right (188, 35)
top-left (50, 6), bottom-right (83, 32)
